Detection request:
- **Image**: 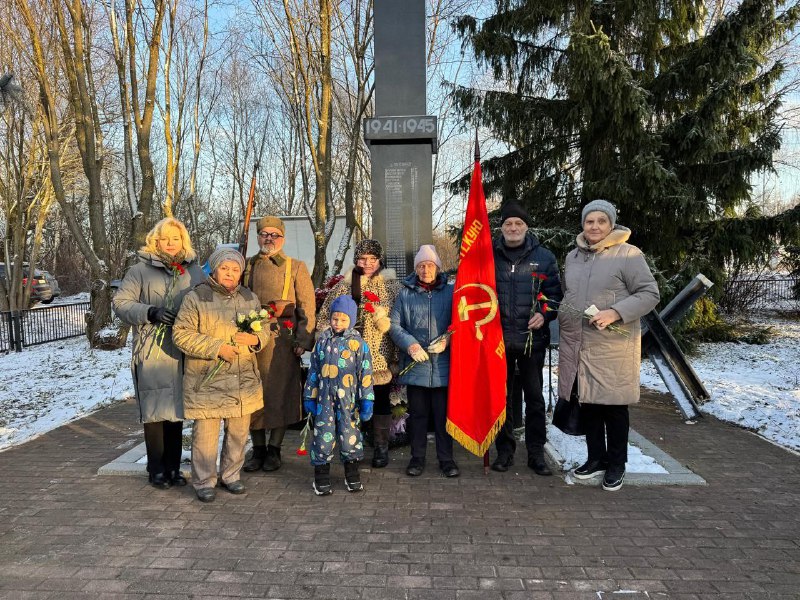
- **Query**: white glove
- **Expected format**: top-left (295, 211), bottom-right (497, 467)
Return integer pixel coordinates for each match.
top-left (408, 343), bottom-right (429, 363)
top-left (427, 338), bottom-right (447, 354)
top-left (370, 305), bottom-right (390, 332)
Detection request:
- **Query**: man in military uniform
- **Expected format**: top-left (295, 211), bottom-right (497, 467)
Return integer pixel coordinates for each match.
top-left (242, 216), bottom-right (316, 471)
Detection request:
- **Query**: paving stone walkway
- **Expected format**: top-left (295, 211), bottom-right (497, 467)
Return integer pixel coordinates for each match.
top-left (0, 390), bottom-right (798, 599)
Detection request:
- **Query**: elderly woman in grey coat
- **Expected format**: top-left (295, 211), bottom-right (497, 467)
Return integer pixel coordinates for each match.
top-left (173, 247), bottom-right (272, 503)
top-left (558, 200), bottom-right (660, 491)
top-left (113, 217), bottom-right (206, 489)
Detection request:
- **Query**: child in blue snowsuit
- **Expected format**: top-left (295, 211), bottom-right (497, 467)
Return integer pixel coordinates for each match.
top-left (303, 295), bottom-right (374, 495)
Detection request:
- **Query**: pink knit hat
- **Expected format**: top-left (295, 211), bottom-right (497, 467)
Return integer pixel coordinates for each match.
top-left (414, 244), bottom-right (442, 269)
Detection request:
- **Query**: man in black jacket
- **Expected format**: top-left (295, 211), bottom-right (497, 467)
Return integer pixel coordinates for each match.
top-left (492, 203), bottom-right (563, 475)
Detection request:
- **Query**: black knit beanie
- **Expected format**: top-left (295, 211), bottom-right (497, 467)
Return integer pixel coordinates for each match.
top-left (500, 202), bottom-right (531, 226)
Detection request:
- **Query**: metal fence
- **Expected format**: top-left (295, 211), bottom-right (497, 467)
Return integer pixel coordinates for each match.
top-left (0, 301), bottom-right (89, 352)
top-left (722, 277), bottom-right (799, 312)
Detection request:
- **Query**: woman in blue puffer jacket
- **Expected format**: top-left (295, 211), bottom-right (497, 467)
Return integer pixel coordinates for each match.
top-left (389, 245), bottom-right (458, 478)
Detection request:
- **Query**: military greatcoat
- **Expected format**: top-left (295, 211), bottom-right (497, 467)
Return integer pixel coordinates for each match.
top-left (243, 251), bottom-right (316, 429)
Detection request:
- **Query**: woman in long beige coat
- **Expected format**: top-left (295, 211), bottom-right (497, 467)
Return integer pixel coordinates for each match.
top-left (113, 217), bottom-right (205, 490)
top-left (558, 200), bottom-right (659, 492)
top-left (173, 247), bottom-right (271, 503)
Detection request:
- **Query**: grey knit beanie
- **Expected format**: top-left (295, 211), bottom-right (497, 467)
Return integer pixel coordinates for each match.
top-left (581, 199), bottom-right (617, 228)
top-left (208, 247), bottom-right (245, 273)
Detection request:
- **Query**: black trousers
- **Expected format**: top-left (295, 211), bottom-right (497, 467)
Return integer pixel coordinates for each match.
top-left (407, 385), bottom-right (454, 465)
top-left (581, 403), bottom-right (629, 467)
top-left (495, 348), bottom-right (546, 458)
top-left (143, 420), bottom-right (183, 475)
top-left (374, 383), bottom-right (392, 415)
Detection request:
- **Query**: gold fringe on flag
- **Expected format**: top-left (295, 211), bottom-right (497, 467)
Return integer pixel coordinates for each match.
top-left (446, 407), bottom-right (506, 458)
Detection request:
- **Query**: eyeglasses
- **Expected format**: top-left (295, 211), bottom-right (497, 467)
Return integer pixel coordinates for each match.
top-left (258, 232), bottom-right (284, 240)
top-left (357, 256), bottom-right (379, 264)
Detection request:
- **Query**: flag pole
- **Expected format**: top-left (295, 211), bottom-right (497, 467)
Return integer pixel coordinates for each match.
top-left (474, 129), bottom-right (491, 476)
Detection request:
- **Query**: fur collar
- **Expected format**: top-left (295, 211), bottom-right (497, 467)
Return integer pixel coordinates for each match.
top-left (576, 226), bottom-right (631, 251)
top-left (342, 265), bottom-right (397, 285)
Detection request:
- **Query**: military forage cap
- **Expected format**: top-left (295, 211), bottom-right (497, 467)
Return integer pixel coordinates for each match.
top-left (256, 216), bottom-right (285, 234)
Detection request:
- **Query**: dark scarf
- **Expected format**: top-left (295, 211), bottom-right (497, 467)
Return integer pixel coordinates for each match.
top-left (208, 274), bottom-right (239, 296)
top-left (350, 266), bottom-right (363, 304)
top-left (155, 249), bottom-right (187, 269)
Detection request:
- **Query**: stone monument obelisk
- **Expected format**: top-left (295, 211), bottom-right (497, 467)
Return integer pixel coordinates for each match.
top-left (364, 0), bottom-right (437, 276)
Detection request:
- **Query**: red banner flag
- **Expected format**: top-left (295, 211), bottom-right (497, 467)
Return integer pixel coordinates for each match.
top-left (446, 150), bottom-right (507, 457)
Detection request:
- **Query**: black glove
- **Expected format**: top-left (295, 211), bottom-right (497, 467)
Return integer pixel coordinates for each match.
top-left (147, 306), bottom-right (177, 326)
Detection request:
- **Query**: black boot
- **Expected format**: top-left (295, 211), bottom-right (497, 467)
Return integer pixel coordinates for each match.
top-left (262, 445), bottom-right (282, 472)
top-left (344, 460), bottom-right (363, 492)
top-left (243, 445), bottom-right (267, 472)
top-left (371, 414), bottom-right (391, 468)
top-left (313, 464), bottom-right (332, 496)
top-left (528, 453), bottom-right (553, 477)
top-left (149, 472), bottom-right (171, 490)
top-left (168, 469), bottom-right (188, 486)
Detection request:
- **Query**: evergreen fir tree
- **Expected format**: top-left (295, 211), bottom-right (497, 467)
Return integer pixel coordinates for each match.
top-left (453, 0), bottom-right (800, 289)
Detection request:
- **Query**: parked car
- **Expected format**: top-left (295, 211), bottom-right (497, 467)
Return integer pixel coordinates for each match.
top-left (39, 270), bottom-right (61, 303)
top-left (0, 263), bottom-right (54, 305)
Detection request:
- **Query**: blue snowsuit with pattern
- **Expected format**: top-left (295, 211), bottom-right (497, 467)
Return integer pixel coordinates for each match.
top-left (303, 327), bottom-right (375, 466)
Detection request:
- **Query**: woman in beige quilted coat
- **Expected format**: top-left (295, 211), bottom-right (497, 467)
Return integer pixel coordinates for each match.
top-left (173, 247), bottom-right (272, 503)
top-left (317, 239), bottom-right (401, 468)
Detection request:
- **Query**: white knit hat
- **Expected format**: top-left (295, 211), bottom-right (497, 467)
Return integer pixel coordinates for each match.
top-left (414, 244), bottom-right (442, 269)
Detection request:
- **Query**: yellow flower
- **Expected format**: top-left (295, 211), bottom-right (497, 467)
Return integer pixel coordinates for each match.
top-left (249, 309), bottom-right (258, 319)
top-left (251, 320), bottom-right (262, 332)
top-left (237, 314), bottom-right (246, 324)
top-left (259, 308), bottom-right (269, 318)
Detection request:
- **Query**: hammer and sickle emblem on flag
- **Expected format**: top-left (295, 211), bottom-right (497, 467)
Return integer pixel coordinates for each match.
top-left (455, 283), bottom-right (498, 341)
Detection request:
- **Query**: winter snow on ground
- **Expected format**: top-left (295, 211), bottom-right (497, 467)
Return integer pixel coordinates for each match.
top-left (537, 313), bottom-right (800, 472)
top-left (0, 335), bottom-right (133, 451)
top-left (640, 315), bottom-right (800, 453)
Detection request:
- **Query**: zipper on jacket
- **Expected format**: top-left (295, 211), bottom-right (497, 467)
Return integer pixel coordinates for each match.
top-left (428, 291), bottom-right (433, 388)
